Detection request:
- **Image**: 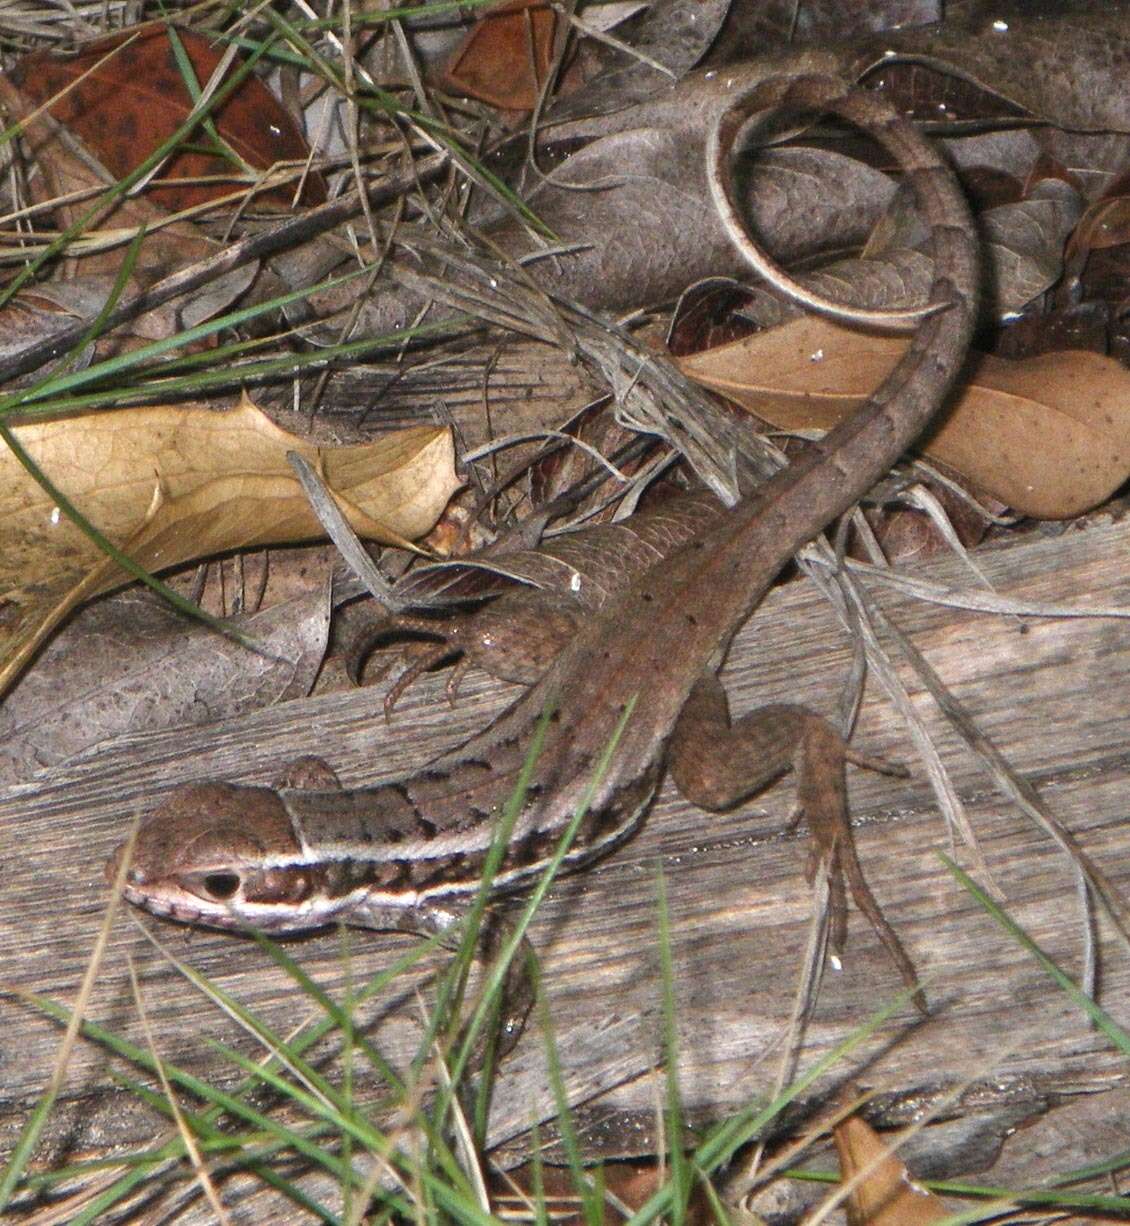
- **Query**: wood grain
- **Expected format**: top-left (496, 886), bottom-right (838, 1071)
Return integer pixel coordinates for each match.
top-left (3, 517), bottom-right (1130, 1217)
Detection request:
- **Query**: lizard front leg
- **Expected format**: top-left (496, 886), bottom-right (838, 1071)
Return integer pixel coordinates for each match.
top-left (668, 675), bottom-right (923, 1010)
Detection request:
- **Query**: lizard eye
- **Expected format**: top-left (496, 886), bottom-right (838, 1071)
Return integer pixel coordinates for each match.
top-left (201, 871), bottom-right (242, 901)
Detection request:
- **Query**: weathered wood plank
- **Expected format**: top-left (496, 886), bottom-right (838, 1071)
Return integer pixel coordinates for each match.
top-left (3, 517), bottom-right (1130, 1215)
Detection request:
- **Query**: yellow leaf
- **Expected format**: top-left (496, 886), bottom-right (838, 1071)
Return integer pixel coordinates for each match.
top-left (676, 315), bottom-right (1130, 519)
top-left (0, 396), bottom-right (460, 696)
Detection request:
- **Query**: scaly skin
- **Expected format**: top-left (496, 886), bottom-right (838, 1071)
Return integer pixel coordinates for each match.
top-left (110, 74), bottom-right (978, 1004)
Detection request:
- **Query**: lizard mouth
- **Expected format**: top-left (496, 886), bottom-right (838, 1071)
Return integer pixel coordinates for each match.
top-left (118, 875), bottom-right (366, 934)
top-left (119, 881), bottom-right (221, 927)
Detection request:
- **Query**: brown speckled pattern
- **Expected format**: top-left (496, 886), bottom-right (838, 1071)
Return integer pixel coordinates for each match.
top-left (10, 22), bottom-right (326, 210)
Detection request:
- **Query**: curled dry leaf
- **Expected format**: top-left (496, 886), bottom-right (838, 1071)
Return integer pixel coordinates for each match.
top-left (0, 290), bottom-right (92, 375)
top-left (833, 1113), bottom-right (952, 1225)
top-left (866, 175), bottom-right (1083, 319)
top-left (1068, 193), bottom-right (1130, 268)
top-left (0, 273), bottom-right (254, 382)
top-left (857, 6), bottom-right (1130, 136)
top-left (0, 397), bottom-right (460, 697)
top-left (978, 181), bottom-right (1084, 315)
top-left (493, 1160), bottom-right (713, 1224)
top-left (676, 314), bottom-right (1130, 520)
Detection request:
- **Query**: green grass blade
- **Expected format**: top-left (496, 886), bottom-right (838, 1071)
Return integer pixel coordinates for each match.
top-left (0, 259), bottom-right (376, 415)
top-left (246, 928), bottom-right (415, 1096)
top-left (788, 1164), bottom-right (1130, 1220)
top-left (0, 29), bottom-right (276, 312)
top-left (4, 989), bottom-right (370, 1194)
top-left (49, 931), bottom-right (450, 1219)
top-left (436, 702), bottom-right (558, 1084)
top-left (166, 26), bottom-right (254, 179)
top-left (627, 981), bottom-right (927, 1226)
top-left (535, 959), bottom-right (605, 1226)
top-left (939, 853), bottom-right (1130, 1056)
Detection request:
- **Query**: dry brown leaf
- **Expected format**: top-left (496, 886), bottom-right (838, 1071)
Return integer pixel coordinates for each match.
top-left (0, 585), bottom-right (331, 786)
top-left (1, 397), bottom-right (460, 697)
top-left (443, 0), bottom-right (556, 111)
top-left (0, 71), bottom-right (222, 282)
top-left (8, 23), bottom-right (326, 212)
top-left (833, 1114), bottom-right (952, 1225)
top-left (1066, 193), bottom-right (1130, 288)
top-left (676, 314), bottom-right (1130, 519)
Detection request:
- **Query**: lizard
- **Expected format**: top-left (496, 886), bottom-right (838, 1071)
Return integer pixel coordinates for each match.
top-left (108, 73), bottom-right (978, 1017)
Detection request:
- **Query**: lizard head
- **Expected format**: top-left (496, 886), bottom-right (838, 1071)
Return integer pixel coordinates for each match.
top-left (106, 782), bottom-right (329, 931)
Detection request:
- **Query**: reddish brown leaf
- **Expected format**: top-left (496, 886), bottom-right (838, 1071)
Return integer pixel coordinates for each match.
top-left (0, 71), bottom-right (222, 280)
top-left (8, 21), bottom-right (326, 211)
top-left (667, 278), bottom-right (760, 356)
top-left (443, 0), bottom-right (556, 111)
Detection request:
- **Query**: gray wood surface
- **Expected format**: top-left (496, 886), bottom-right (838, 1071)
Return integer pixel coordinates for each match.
top-left (3, 516), bottom-right (1130, 1219)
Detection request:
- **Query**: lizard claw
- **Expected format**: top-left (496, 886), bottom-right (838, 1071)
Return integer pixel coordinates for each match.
top-left (383, 642), bottom-right (458, 718)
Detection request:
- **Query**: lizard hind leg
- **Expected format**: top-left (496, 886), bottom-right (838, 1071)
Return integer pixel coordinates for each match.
top-left (668, 674), bottom-right (924, 1012)
top-left (346, 590), bottom-right (585, 715)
